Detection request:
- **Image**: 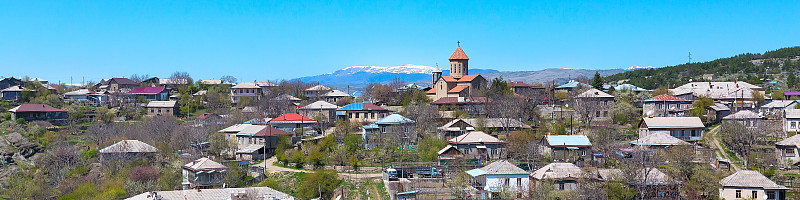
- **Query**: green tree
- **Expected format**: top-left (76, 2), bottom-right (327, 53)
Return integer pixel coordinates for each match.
top-left (343, 134), bottom-right (363, 154)
top-left (788, 72), bottom-right (798, 89)
top-left (591, 71), bottom-right (604, 90)
top-left (297, 170), bottom-right (341, 199)
top-left (605, 180), bottom-right (635, 200)
top-left (690, 97), bottom-right (715, 118)
top-left (417, 137), bottom-right (447, 162)
top-left (772, 91), bottom-right (786, 100)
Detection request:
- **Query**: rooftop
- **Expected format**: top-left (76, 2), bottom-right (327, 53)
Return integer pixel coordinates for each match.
top-left (129, 87), bottom-right (166, 94)
top-left (449, 46), bottom-right (469, 60)
top-left (337, 102), bottom-right (387, 111)
top-left (448, 131), bottom-right (504, 144)
top-left (629, 132), bottom-right (690, 146)
top-left (126, 187), bottom-right (295, 200)
top-left (99, 140), bottom-right (158, 153)
top-left (644, 94), bottom-right (690, 102)
top-left (720, 170), bottom-right (788, 190)
top-left (9, 104), bottom-right (66, 112)
top-left (544, 135), bottom-right (592, 147)
top-left (531, 163), bottom-right (582, 180)
top-left (146, 101), bottom-right (178, 108)
top-left (641, 117), bottom-right (704, 129)
top-left (182, 157), bottom-right (228, 172)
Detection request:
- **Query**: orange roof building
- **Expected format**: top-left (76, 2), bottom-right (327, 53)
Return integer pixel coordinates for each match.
top-left (427, 44), bottom-right (488, 101)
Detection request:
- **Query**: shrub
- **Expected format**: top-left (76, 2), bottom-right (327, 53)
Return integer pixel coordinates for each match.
top-left (129, 166), bottom-right (159, 182)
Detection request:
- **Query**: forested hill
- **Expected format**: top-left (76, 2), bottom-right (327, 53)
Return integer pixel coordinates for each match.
top-left (605, 46), bottom-right (800, 89)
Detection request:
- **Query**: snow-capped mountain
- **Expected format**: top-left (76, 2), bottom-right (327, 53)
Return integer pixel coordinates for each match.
top-left (334, 64), bottom-right (437, 74)
top-left (294, 64), bottom-right (497, 85)
top-left (625, 65), bottom-right (655, 70)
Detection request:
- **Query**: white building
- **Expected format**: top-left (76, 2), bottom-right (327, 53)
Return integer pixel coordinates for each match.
top-left (465, 160), bottom-right (529, 198)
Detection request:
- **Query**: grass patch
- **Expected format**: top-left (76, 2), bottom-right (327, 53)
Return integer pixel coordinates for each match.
top-left (717, 141), bottom-right (742, 162)
top-left (273, 162), bottom-right (305, 170)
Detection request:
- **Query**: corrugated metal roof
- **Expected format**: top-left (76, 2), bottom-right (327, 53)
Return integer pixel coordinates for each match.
top-left (99, 140), bottom-right (158, 153)
top-left (720, 170), bottom-right (788, 190)
top-left (374, 114), bottom-right (414, 124)
top-left (545, 135), bottom-right (592, 147)
top-left (629, 132), bottom-right (690, 146)
top-left (146, 101), bottom-right (177, 108)
top-left (641, 117), bottom-right (705, 128)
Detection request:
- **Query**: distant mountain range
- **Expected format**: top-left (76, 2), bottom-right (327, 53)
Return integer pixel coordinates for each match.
top-left (293, 64), bottom-right (639, 87)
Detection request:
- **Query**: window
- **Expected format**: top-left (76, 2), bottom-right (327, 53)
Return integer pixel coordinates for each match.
top-left (517, 178), bottom-right (522, 188)
top-left (348, 113), bottom-right (352, 118)
top-left (735, 190), bottom-right (741, 198)
top-left (691, 130), bottom-right (697, 137)
top-left (158, 109), bottom-right (161, 113)
top-left (603, 111), bottom-right (608, 117)
top-left (559, 183), bottom-right (565, 190)
top-left (371, 113), bottom-right (375, 119)
top-left (767, 191), bottom-right (776, 199)
top-left (504, 178), bottom-right (509, 186)
top-left (595, 111), bottom-right (600, 117)
top-left (792, 122), bottom-right (797, 129)
top-left (381, 126), bottom-right (386, 133)
top-left (752, 191), bottom-right (757, 199)
top-left (355, 113), bottom-right (360, 118)
top-left (659, 103), bottom-right (663, 109)
top-left (580, 150), bottom-right (586, 156)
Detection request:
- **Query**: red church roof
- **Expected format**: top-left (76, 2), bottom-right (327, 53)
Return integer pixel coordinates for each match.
top-left (449, 47), bottom-right (469, 60)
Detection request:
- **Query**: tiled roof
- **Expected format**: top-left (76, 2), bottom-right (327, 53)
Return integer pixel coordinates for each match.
top-left (183, 157), bottom-right (228, 172)
top-left (544, 135), bottom-right (592, 147)
top-left (270, 113), bottom-right (315, 122)
top-left (337, 102), bottom-right (387, 111)
top-left (440, 76), bottom-right (458, 82)
top-left (641, 117), bottom-right (704, 128)
top-left (426, 87), bottom-right (436, 94)
top-left (629, 132), bottom-right (690, 146)
top-left (99, 140), bottom-right (158, 153)
top-left (644, 94), bottom-right (690, 102)
top-left (457, 74), bottom-right (481, 82)
top-left (776, 134), bottom-right (800, 147)
top-left (129, 87), bottom-right (165, 94)
top-left (8, 104), bottom-right (66, 112)
top-left (448, 131), bottom-right (504, 144)
top-left (305, 85), bottom-right (332, 91)
top-left (448, 85), bottom-right (469, 93)
top-left (449, 46), bottom-right (469, 60)
top-left (786, 109), bottom-right (800, 119)
top-left (508, 81), bottom-right (533, 88)
top-left (720, 170), bottom-right (788, 190)
top-left (146, 101), bottom-right (177, 108)
top-left (723, 110), bottom-right (763, 119)
top-left (431, 97), bottom-right (488, 105)
top-left (531, 163), bottom-right (582, 180)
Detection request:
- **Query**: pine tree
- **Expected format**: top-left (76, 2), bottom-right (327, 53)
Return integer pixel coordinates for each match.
top-left (788, 72), bottom-right (798, 90)
top-left (591, 71), bottom-right (604, 90)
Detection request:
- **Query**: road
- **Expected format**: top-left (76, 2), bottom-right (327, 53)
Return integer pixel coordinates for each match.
top-left (256, 156), bottom-right (383, 179)
top-left (707, 125), bottom-right (741, 171)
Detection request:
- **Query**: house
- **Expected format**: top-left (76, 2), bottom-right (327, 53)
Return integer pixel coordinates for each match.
top-left (126, 186), bottom-right (295, 200)
top-left (336, 102), bottom-right (390, 123)
top-left (541, 135), bottom-right (592, 163)
top-left (1, 85), bottom-right (25, 101)
top-left (530, 163), bottom-right (582, 192)
top-left (97, 78), bottom-right (138, 93)
top-left (575, 88), bottom-right (615, 119)
top-left (761, 100), bottom-right (800, 117)
top-left (158, 78), bottom-right (190, 91)
top-left (466, 160), bottom-right (529, 198)
top-left (775, 134), bottom-right (800, 166)
top-left (448, 131), bottom-right (505, 160)
top-left (63, 89), bottom-right (107, 104)
top-left (431, 97), bottom-right (488, 117)
top-left (642, 94), bottom-right (692, 117)
top-left (784, 109), bottom-right (800, 133)
top-left (437, 145), bottom-right (464, 163)
top-left (269, 113), bottom-right (316, 135)
top-left (303, 85), bottom-right (332, 98)
top-left (438, 118), bottom-right (531, 138)
top-left (195, 113), bottom-right (224, 126)
top-left (9, 104), bottom-right (68, 123)
top-left (219, 124), bottom-right (260, 141)
top-left (230, 82), bottom-right (277, 104)
top-left (321, 89), bottom-right (351, 104)
top-left (98, 140), bottom-right (158, 161)
top-left (128, 87), bottom-right (169, 101)
top-left (554, 80), bottom-right (591, 94)
top-left (0, 77), bottom-right (23, 91)
top-left (784, 91), bottom-right (800, 100)
top-left (723, 110), bottom-right (765, 129)
top-left (719, 170), bottom-right (788, 200)
top-left (425, 45), bottom-right (488, 101)
top-left (182, 157), bottom-right (228, 188)
top-left (670, 81), bottom-right (765, 110)
top-left (707, 103), bottom-right (732, 123)
top-left (146, 101), bottom-right (179, 116)
top-left (272, 94), bottom-right (303, 105)
top-left (631, 168), bottom-right (681, 199)
top-left (508, 81), bottom-right (545, 97)
top-left (297, 100), bottom-right (339, 122)
top-left (629, 132), bottom-right (690, 148)
top-left (638, 117), bottom-right (705, 142)
top-left (233, 125), bottom-right (291, 160)
top-left (362, 114), bottom-right (415, 148)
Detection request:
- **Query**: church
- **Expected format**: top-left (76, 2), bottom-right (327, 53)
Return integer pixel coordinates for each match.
top-left (426, 44), bottom-right (488, 101)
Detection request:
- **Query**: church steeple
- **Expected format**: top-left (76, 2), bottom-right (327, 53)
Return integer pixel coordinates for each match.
top-left (449, 43), bottom-right (469, 78)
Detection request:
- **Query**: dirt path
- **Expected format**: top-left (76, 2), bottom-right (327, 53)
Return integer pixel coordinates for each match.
top-left (708, 125), bottom-right (741, 171)
top-left (257, 156), bottom-right (383, 179)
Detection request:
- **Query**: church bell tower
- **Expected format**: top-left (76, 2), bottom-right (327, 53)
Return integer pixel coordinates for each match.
top-left (449, 41), bottom-right (469, 78)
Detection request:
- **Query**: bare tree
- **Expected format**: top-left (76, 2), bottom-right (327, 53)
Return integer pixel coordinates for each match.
top-left (169, 71), bottom-right (193, 84)
top-left (220, 75), bottom-right (237, 84)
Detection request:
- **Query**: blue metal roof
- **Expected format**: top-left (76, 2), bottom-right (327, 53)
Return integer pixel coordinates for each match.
top-left (545, 135), bottom-right (592, 146)
top-left (374, 114), bottom-right (414, 124)
top-left (466, 169), bottom-right (487, 177)
top-left (556, 81), bottom-right (582, 89)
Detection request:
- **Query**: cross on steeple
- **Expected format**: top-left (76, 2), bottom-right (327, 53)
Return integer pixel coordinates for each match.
top-left (457, 41), bottom-right (460, 47)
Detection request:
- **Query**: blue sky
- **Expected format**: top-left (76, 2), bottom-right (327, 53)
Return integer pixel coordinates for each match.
top-left (1, 1), bottom-right (798, 84)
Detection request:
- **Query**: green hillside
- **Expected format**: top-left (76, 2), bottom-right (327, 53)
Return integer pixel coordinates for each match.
top-left (606, 46), bottom-right (800, 90)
